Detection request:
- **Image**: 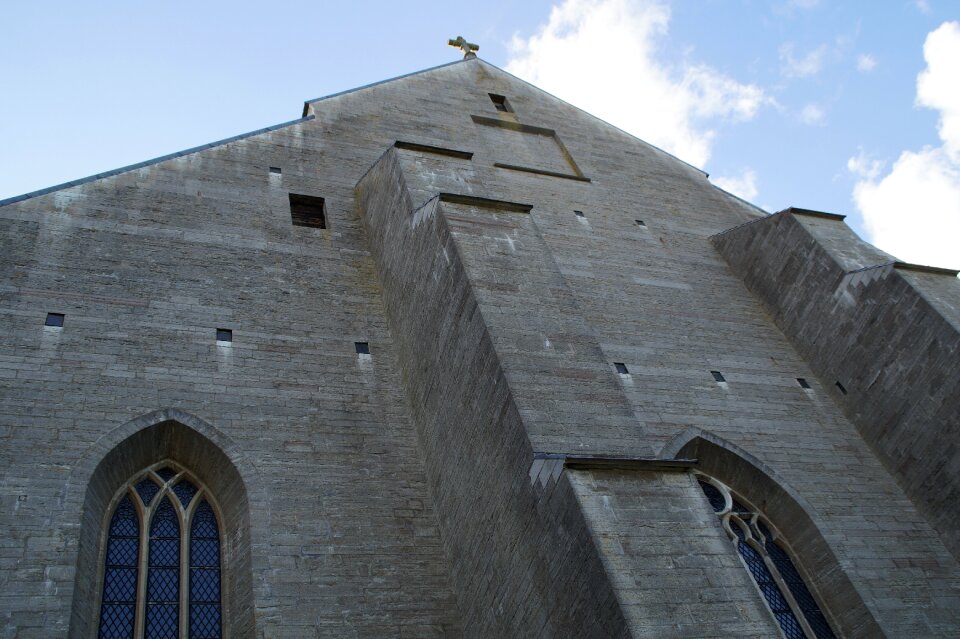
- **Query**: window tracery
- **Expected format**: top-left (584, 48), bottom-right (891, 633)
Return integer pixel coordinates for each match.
top-left (697, 474), bottom-right (836, 639)
top-left (98, 462), bottom-right (223, 639)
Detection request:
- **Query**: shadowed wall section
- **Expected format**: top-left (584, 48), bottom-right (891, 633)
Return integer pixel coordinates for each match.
top-left (671, 432), bottom-right (882, 637)
top-left (565, 467), bottom-right (781, 637)
top-left (712, 209), bottom-right (960, 559)
top-left (357, 148), bottom-right (631, 637)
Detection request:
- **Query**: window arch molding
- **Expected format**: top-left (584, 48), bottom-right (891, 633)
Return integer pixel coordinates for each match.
top-left (66, 409), bottom-right (262, 639)
top-left (666, 429), bottom-right (883, 638)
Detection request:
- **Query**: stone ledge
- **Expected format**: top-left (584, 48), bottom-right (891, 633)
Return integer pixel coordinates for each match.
top-left (534, 452), bottom-right (697, 472)
top-left (894, 261), bottom-right (960, 277)
top-left (394, 141), bottom-right (474, 160)
top-left (778, 206), bottom-right (847, 221)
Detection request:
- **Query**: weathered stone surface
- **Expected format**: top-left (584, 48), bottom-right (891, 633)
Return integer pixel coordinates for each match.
top-left (712, 209), bottom-right (960, 560)
top-left (0, 57), bottom-right (958, 638)
top-left (357, 148), bottom-right (633, 638)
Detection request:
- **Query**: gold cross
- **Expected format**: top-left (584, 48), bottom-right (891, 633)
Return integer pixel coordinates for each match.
top-left (448, 36), bottom-right (479, 59)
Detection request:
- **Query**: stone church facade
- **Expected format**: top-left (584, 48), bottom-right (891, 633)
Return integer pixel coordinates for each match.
top-left (1, 53), bottom-right (958, 638)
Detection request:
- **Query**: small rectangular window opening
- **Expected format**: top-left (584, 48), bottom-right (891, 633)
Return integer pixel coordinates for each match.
top-left (635, 220), bottom-right (646, 227)
top-left (289, 193), bottom-right (327, 229)
top-left (711, 370), bottom-right (726, 382)
top-left (489, 93), bottom-right (512, 112)
top-left (614, 362), bottom-right (629, 374)
top-left (835, 381), bottom-right (847, 395)
top-left (797, 378), bottom-right (811, 389)
top-left (216, 328), bottom-right (232, 343)
top-left (355, 342), bottom-right (370, 355)
top-left (269, 166), bottom-right (282, 175)
top-left (45, 312), bottom-right (64, 327)
top-left (574, 210), bottom-right (585, 218)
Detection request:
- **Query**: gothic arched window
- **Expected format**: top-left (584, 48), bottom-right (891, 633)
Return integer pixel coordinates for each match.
top-left (697, 474), bottom-right (836, 639)
top-left (98, 462), bottom-right (223, 639)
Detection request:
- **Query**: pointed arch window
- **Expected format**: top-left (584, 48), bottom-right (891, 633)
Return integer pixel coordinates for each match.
top-left (97, 462), bottom-right (223, 639)
top-left (697, 474), bottom-right (836, 639)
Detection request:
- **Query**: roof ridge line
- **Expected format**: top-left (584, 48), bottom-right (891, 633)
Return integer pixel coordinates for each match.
top-left (304, 56), bottom-right (710, 182)
top-left (301, 58), bottom-right (469, 114)
top-left (0, 115), bottom-right (315, 209)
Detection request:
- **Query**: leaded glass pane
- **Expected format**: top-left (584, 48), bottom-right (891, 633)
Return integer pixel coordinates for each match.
top-left (775, 610), bottom-right (806, 639)
top-left (99, 494), bottom-right (139, 639)
top-left (765, 539), bottom-right (837, 639)
top-left (192, 509), bottom-right (218, 538)
top-left (192, 540), bottom-right (219, 567)
top-left (803, 610), bottom-right (837, 639)
top-left (172, 478), bottom-right (198, 509)
top-left (109, 498), bottom-right (139, 537)
top-left (190, 500), bottom-right (222, 639)
top-left (99, 604), bottom-right (136, 639)
top-left (146, 497), bottom-right (180, 639)
top-left (102, 566), bottom-right (138, 602)
top-left (699, 479), bottom-right (839, 639)
top-left (698, 480), bottom-right (726, 512)
top-left (190, 604), bottom-right (222, 639)
top-left (737, 541), bottom-right (805, 639)
top-left (136, 477), bottom-right (160, 507)
top-left (145, 603), bottom-right (178, 639)
top-left (106, 537), bottom-right (139, 566)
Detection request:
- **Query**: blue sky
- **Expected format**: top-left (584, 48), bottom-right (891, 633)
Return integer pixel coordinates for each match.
top-left (2, 1), bottom-right (957, 268)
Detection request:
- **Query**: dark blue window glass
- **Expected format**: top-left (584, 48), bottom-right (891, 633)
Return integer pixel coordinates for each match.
top-left (756, 521), bottom-right (836, 639)
top-left (698, 480), bottom-right (726, 512)
top-left (731, 498), bottom-right (752, 517)
top-left (190, 500), bottom-right (223, 639)
top-left (136, 477), bottom-right (160, 507)
top-left (99, 469), bottom-right (225, 638)
top-left (700, 479), bottom-right (837, 639)
top-left (155, 467), bottom-right (177, 483)
top-left (173, 479), bottom-right (198, 509)
top-left (146, 497), bottom-right (180, 639)
top-left (99, 494), bottom-right (139, 639)
top-left (737, 540), bottom-right (805, 639)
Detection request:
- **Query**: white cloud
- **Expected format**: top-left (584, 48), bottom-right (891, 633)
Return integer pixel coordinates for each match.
top-left (853, 148), bottom-right (960, 268)
top-left (856, 53), bottom-right (877, 72)
top-left (506, 0), bottom-right (767, 168)
top-left (916, 0), bottom-right (931, 14)
top-left (779, 42), bottom-right (829, 78)
top-left (917, 22), bottom-right (960, 160)
top-left (850, 22), bottom-right (960, 270)
top-left (800, 103), bottom-right (826, 126)
top-left (847, 149), bottom-right (885, 180)
top-left (712, 169), bottom-right (759, 201)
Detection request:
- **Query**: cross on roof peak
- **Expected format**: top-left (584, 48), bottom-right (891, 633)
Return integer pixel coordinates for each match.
top-left (448, 36), bottom-right (479, 59)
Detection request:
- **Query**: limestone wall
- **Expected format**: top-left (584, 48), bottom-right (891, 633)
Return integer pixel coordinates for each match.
top-left (357, 148), bottom-right (632, 638)
top-left (0, 81), bottom-right (466, 638)
top-left (0, 55), bottom-right (958, 638)
top-left (712, 208), bottom-right (960, 560)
